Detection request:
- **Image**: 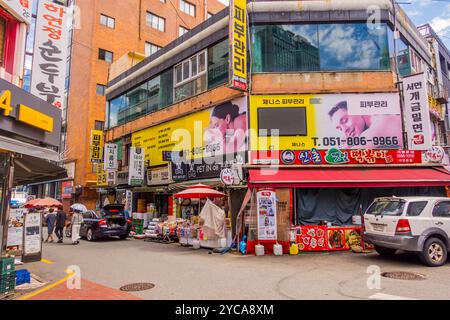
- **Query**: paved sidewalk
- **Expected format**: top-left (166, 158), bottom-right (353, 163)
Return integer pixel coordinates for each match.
top-left (23, 277), bottom-right (141, 300)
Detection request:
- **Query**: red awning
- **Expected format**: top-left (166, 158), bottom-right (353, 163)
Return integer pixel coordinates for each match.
top-left (248, 167), bottom-right (450, 188)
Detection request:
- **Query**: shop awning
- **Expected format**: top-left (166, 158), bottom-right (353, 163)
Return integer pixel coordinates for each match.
top-left (14, 154), bottom-right (67, 186)
top-left (248, 166), bottom-right (450, 188)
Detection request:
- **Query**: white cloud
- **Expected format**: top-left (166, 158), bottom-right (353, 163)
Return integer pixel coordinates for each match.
top-left (430, 16), bottom-right (450, 36)
top-left (406, 10), bottom-right (422, 17)
top-left (218, 0), bottom-right (229, 5)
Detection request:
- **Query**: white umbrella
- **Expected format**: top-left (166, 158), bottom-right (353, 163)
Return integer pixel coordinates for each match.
top-left (70, 203), bottom-right (87, 212)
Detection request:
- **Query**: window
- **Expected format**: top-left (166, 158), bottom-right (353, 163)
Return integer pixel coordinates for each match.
top-left (96, 84), bottom-right (106, 96)
top-left (100, 14), bottom-right (115, 28)
top-left (252, 23), bottom-right (390, 73)
top-left (147, 12), bottom-right (165, 32)
top-left (433, 201), bottom-right (450, 218)
top-left (174, 50), bottom-right (207, 102)
top-left (94, 121), bottom-right (104, 131)
top-left (258, 108), bottom-right (307, 136)
top-left (179, 25), bottom-right (189, 37)
top-left (366, 200), bottom-right (406, 216)
top-left (145, 42), bottom-right (161, 57)
top-left (406, 201), bottom-right (428, 217)
top-left (208, 39), bottom-right (229, 88)
top-left (180, 0), bottom-right (195, 17)
top-left (99, 48), bottom-right (114, 62)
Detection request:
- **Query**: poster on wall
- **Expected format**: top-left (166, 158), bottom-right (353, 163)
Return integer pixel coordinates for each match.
top-left (61, 180), bottom-right (73, 199)
top-left (250, 93), bottom-right (403, 153)
top-left (129, 147), bottom-right (145, 186)
top-left (23, 212), bottom-right (42, 259)
top-left (402, 72), bottom-right (432, 150)
top-left (132, 97), bottom-right (248, 167)
top-left (256, 189), bottom-right (277, 241)
top-left (31, 0), bottom-right (71, 109)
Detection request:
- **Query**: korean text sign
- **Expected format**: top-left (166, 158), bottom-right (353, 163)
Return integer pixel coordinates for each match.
top-left (31, 0), bottom-right (70, 109)
top-left (402, 73), bottom-right (432, 150)
top-left (104, 143), bottom-right (118, 170)
top-left (250, 93), bottom-right (403, 152)
top-left (90, 130), bottom-right (104, 163)
top-left (229, 0), bottom-right (247, 90)
top-left (129, 147), bottom-right (145, 186)
top-left (256, 189), bottom-right (277, 241)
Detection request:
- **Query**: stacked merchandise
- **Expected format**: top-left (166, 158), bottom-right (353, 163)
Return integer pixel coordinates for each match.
top-left (132, 213), bottom-right (145, 235)
top-left (0, 257), bottom-right (15, 296)
top-left (145, 218), bottom-right (161, 239)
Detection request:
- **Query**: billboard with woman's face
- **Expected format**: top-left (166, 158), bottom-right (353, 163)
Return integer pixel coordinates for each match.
top-left (250, 93), bottom-right (403, 152)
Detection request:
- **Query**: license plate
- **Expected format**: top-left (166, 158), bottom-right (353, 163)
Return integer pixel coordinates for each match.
top-left (372, 223), bottom-right (385, 232)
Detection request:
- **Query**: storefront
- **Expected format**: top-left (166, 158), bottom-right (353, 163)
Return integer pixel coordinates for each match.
top-left (0, 78), bottom-right (64, 255)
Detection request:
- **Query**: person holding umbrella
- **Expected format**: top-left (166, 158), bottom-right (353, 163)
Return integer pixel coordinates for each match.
top-left (70, 204), bottom-right (86, 245)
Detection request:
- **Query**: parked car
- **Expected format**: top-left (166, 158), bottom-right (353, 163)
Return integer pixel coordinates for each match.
top-left (79, 205), bottom-right (132, 241)
top-left (363, 196), bottom-right (450, 267)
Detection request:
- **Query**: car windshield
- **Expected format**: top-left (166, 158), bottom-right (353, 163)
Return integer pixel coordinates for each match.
top-left (366, 200), bottom-right (406, 216)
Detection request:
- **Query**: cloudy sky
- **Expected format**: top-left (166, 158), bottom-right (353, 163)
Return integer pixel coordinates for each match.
top-left (401, 0), bottom-right (450, 47)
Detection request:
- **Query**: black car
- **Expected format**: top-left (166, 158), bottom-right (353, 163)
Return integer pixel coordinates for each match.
top-left (80, 205), bottom-right (131, 241)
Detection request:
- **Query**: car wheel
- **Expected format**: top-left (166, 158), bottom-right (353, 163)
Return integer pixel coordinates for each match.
top-left (420, 237), bottom-right (447, 267)
top-left (86, 228), bottom-right (95, 242)
top-left (374, 245), bottom-right (397, 256)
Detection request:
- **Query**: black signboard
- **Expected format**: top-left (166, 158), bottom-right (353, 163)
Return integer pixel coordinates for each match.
top-left (171, 152), bottom-right (247, 182)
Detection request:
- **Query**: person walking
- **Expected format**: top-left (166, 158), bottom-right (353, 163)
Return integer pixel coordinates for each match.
top-left (45, 207), bottom-right (57, 242)
top-left (55, 206), bottom-right (67, 243)
top-left (71, 209), bottom-right (84, 245)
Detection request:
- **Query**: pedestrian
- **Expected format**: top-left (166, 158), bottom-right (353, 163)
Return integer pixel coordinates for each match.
top-left (45, 207), bottom-right (57, 242)
top-left (71, 209), bottom-right (84, 245)
top-left (55, 206), bottom-right (67, 243)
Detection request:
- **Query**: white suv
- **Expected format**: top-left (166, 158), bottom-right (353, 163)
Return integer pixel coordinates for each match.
top-left (363, 196), bottom-right (450, 267)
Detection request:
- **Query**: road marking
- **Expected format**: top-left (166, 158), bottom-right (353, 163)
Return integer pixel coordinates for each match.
top-left (369, 293), bottom-right (417, 300)
top-left (40, 259), bottom-right (54, 265)
top-left (17, 272), bottom-right (74, 300)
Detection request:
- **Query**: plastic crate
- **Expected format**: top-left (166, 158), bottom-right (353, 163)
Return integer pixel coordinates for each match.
top-left (15, 269), bottom-right (30, 286)
top-left (0, 257), bottom-right (14, 273)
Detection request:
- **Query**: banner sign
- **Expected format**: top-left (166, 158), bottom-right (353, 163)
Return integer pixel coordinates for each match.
top-left (132, 97), bottom-right (247, 167)
top-left (171, 152), bottom-right (246, 182)
top-left (129, 147), bottom-right (145, 186)
top-left (7, 208), bottom-right (26, 247)
top-left (104, 143), bottom-right (118, 170)
top-left (31, 0), bottom-right (70, 109)
top-left (96, 163), bottom-right (107, 186)
top-left (106, 170), bottom-right (117, 187)
top-left (0, 0), bottom-right (32, 24)
top-left (257, 189), bottom-right (277, 241)
top-left (251, 149), bottom-right (425, 165)
top-left (402, 73), bottom-right (432, 150)
top-left (61, 180), bottom-right (73, 199)
top-left (250, 93), bottom-right (403, 152)
top-left (90, 130), bottom-right (104, 163)
top-left (23, 212), bottom-right (42, 256)
top-left (146, 166), bottom-right (172, 186)
top-left (229, 0), bottom-right (247, 90)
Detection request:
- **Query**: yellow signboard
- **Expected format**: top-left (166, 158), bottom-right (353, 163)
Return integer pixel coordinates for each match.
top-left (90, 130), bottom-right (104, 162)
top-left (96, 163), bottom-right (107, 186)
top-left (18, 104), bottom-right (54, 132)
top-left (132, 97), bottom-right (248, 166)
top-left (230, 0), bottom-right (247, 91)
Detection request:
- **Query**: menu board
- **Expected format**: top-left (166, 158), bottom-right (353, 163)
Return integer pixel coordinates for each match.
top-left (296, 226), bottom-right (327, 251)
top-left (23, 212), bottom-right (42, 256)
top-left (7, 208), bottom-right (27, 247)
top-left (256, 189), bottom-right (277, 240)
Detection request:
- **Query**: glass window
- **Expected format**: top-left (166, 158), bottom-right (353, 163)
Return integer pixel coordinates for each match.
top-left (180, 0), bottom-right (196, 17)
top-left (406, 201), bottom-right (428, 217)
top-left (96, 84), bottom-right (106, 96)
top-left (179, 25), bottom-right (189, 37)
top-left (207, 39), bottom-right (229, 88)
top-left (366, 200), bottom-right (406, 216)
top-left (174, 50), bottom-right (207, 102)
top-left (147, 12), bottom-right (165, 32)
top-left (433, 201), bottom-right (450, 218)
top-left (145, 42), bottom-right (161, 57)
top-left (95, 121), bottom-right (104, 130)
top-left (99, 48), bottom-right (114, 62)
top-left (100, 14), bottom-right (115, 28)
top-left (252, 23), bottom-right (390, 72)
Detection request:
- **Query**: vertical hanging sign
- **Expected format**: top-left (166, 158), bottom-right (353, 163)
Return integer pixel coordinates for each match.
top-left (402, 73), bottom-right (432, 150)
top-left (229, 0), bottom-right (247, 91)
top-left (90, 130), bottom-right (104, 163)
top-left (129, 147), bottom-right (145, 186)
top-left (31, 0), bottom-right (71, 109)
top-left (104, 143), bottom-right (118, 170)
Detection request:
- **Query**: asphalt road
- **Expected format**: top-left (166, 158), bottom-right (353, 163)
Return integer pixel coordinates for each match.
top-left (19, 235), bottom-right (450, 300)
